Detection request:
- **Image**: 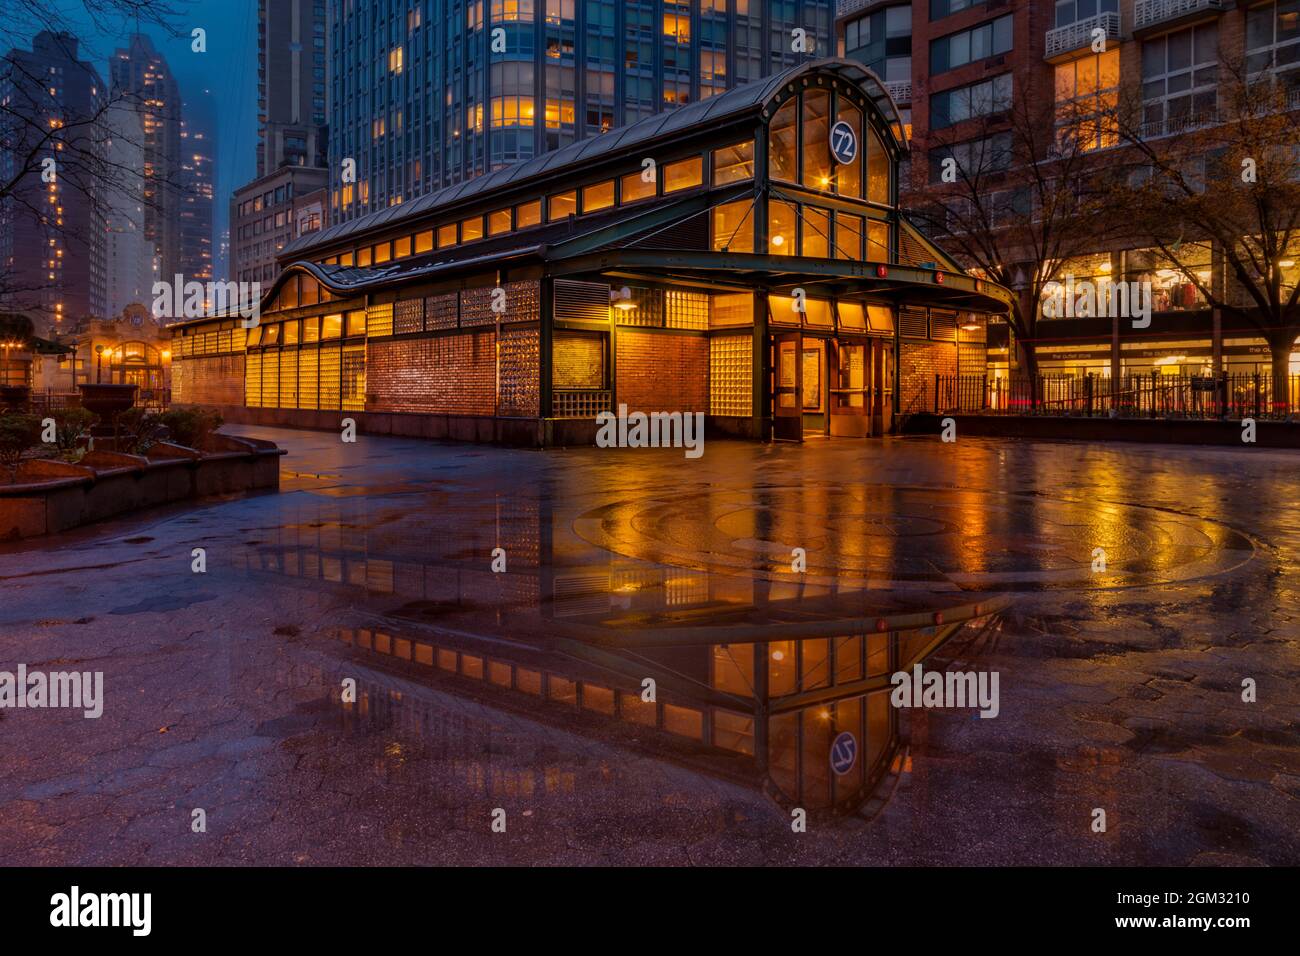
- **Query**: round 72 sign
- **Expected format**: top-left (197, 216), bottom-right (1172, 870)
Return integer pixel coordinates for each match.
top-left (830, 120), bottom-right (857, 166)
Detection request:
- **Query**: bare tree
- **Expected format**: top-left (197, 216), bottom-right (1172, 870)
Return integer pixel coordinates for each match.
top-left (907, 74), bottom-right (1125, 386)
top-left (1111, 57), bottom-right (1300, 413)
top-left (0, 2), bottom-right (185, 322)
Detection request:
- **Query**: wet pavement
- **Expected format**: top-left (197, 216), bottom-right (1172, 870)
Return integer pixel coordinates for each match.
top-left (0, 427), bottom-right (1297, 865)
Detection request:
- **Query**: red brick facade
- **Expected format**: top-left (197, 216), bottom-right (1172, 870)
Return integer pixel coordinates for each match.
top-left (899, 339), bottom-right (958, 414)
top-left (365, 332), bottom-right (497, 416)
top-left (615, 329), bottom-right (708, 413)
top-left (172, 354), bottom-right (246, 407)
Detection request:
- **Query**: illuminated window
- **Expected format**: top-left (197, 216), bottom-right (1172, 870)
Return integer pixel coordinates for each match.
top-left (321, 314), bottom-right (343, 339)
top-left (835, 213), bottom-right (863, 260)
top-left (389, 46), bottom-right (403, 74)
top-left (488, 208), bottom-right (512, 235)
top-left (282, 320), bottom-right (300, 345)
top-left (868, 219), bottom-right (890, 261)
top-left (802, 89), bottom-right (832, 189)
top-left (345, 310), bottom-right (367, 337)
top-left (621, 169), bottom-right (655, 203)
top-left (712, 200), bottom-right (754, 253)
top-left (461, 215), bottom-right (484, 241)
top-left (339, 251), bottom-right (354, 267)
top-left (712, 140), bottom-right (754, 184)
top-left (1055, 48), bottom-right (1119, 151)
top-left (516, 199), bottom-right (542, 227)
top-left (867, 126), bottom-right (890, 203)
top-left (582, 180), bottom-right (615, 212)
top-left (768, 98), bottom-right (798, 183)
top-left (438, 223), bottom-right (457, 247)
top-left (801, 206), bottom-right (830, 258)
top-left (663, 156), bottom-right (703, 192)
top-left (357, 246), bottom-right (372, 267)
top-left (393, 235), bottom-right (412, 258)
top-left (663, 10), bottom-right (691, 42)
top-left (373, 241), bottom-right (392, 263)
top-left (835, 104), bottom-right (863, 199)
top-left (414, 230), bottom-right (434, 253)
top-left (768, 199), bottom-right (797, 254)
top-left (548, 190), bottom-right (577, 220)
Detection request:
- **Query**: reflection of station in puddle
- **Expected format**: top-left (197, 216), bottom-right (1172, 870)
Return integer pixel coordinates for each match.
top-left (237, 495), bottom-right (1006, 814)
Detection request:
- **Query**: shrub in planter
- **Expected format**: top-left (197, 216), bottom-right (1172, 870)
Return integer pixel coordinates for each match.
top-left (115, 407), bottom-right (167, 455)
top-left (0, 413), bottom-right (42, 481)
top-left (159, 407), bottom-right (223, 450)
top-left (49, 406), bottom-right (98, 455)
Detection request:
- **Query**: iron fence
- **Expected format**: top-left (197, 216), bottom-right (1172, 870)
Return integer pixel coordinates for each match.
top-left (935, 372), bottom-right (1300, 420)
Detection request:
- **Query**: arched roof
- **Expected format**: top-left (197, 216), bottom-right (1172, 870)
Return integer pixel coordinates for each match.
top-left (283, 57), bottom-right (908, 259)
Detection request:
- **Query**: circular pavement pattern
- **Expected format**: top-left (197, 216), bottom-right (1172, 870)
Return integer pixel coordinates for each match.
top-left (572, 482), bottom-right (1257, 593)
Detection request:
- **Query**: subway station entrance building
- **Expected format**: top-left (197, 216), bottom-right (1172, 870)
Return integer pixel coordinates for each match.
top-left (172, 58), bottom-right (1011, 444)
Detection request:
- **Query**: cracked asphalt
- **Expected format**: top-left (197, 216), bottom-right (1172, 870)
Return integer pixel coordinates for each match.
top-left (0, 427), bottom-right (1297, 865)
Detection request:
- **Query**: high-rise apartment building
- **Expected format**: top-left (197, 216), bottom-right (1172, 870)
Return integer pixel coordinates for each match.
top-left (328, 0), bottom-right (834, 223)
top-left (257, 0), bottom-right (329, 174)
top-left (103, 100), bottom-right (158, 317)
top-left (836, 0), bottom-right (1300, 380)
top-left (0, 31), bottom-right (108, 330)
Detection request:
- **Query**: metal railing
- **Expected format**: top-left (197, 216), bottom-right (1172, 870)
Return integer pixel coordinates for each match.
top-left (1134, 0), bottom-right (1228, 31)
top-left (936, 372), bottom-right (1300, 420)
top-left (1046, 12), bottom-right (1122, 59)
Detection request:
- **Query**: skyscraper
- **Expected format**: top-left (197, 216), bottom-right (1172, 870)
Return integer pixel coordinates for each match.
top-left (103, 100), bottom-right (158, 317)
top-left (328, 0), bottom-right (833, 223)
top-left (179, 87), bottom-right (217, 289)
top-left (0, 30), bottom-right (107, 329)
top-left (232, 0), bottom-right (331, 285)
top-left (110, 33), bottom-right (184, 281)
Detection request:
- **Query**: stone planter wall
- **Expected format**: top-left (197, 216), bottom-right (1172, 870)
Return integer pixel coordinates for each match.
top-left (0, 435), bottom-right (284, 540)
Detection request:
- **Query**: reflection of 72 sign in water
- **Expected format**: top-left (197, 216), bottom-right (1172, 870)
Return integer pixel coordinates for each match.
top-left (830, 120), bottom-right (857, 166)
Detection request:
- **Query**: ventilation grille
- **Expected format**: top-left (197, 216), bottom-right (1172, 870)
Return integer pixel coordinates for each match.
top-left (930, 310), bottom-right (958, 343)
top-left (554, 279), bottom-right (610, 323)
top-left (899, 307), bottom-right (929, 339)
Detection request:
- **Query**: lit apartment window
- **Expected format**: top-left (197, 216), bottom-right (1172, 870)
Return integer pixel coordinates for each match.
top-left (389, 46), bottom-right (403, 74)
top-left (1054, 48), bottom-right (1119, 151)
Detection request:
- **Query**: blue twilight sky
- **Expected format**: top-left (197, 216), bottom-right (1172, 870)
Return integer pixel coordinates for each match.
top-left (27, 1), bottom-right (261, 278)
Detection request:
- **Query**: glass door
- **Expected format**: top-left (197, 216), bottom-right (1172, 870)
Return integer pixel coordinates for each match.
top-left (773, 332), bottom-right (802, 441)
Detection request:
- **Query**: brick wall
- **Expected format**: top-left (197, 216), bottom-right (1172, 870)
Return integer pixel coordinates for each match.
top-left (366, 332), bottom-right (497, 415)
top-left (615, 329), bottom-right (708, 412)
top-left (899, 339), bottom-right (957, 414)
top-left (173, 354), bottom-right (245, 406)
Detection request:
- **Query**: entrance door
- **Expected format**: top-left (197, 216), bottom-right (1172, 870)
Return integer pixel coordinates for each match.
top-left (829, 340), bottom-right (869, 437)
top-left (773, 332), bottom-right (802, 441)
top-left (801, 339), bottom-right (827, 436)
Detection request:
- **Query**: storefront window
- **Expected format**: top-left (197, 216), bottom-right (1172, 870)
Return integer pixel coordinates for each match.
top-left (712, 140), bottom-right (755, 184)
top-left (768, 98), bottom-right (798, 183)
top-left (768, 199), bottom-right (797, 253)
top-left (1040, 253), bottom-right (1116, 319)
top-left (802, 89), bottom-right (832, 189)
top-left (1127, 246), bottom-right (1211, 312)
top-left (712, 199), bottom-right (754, 252)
